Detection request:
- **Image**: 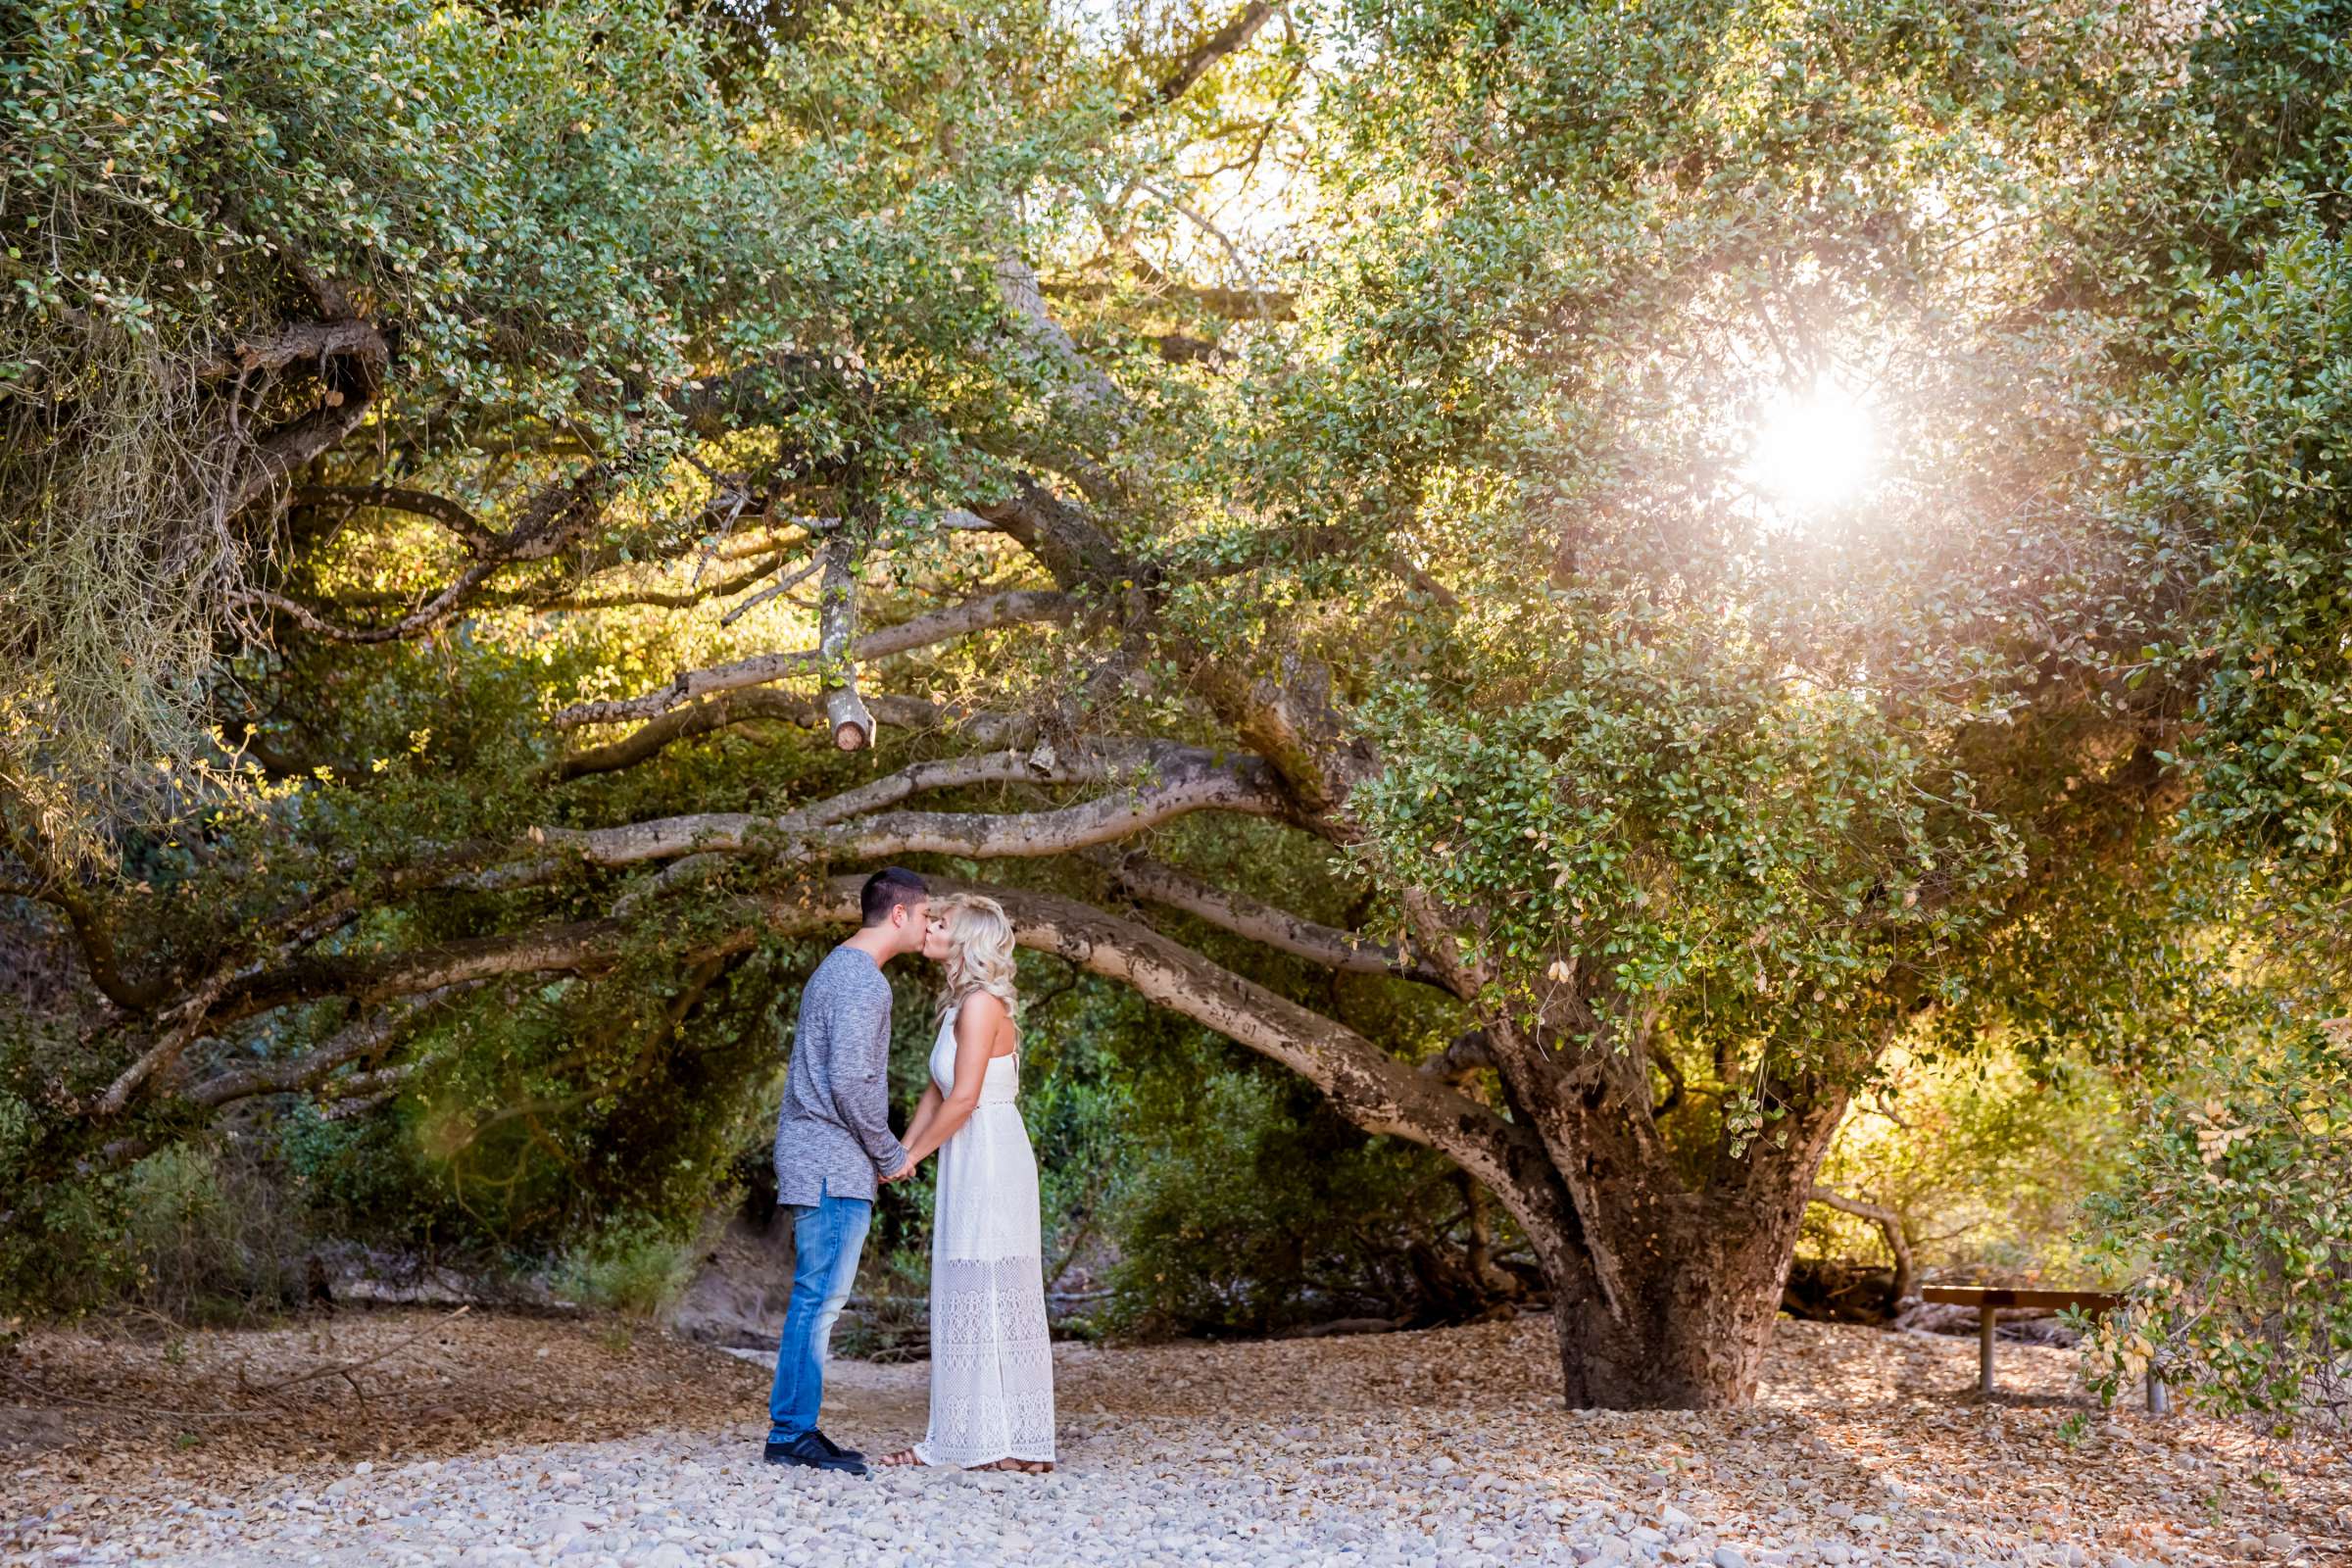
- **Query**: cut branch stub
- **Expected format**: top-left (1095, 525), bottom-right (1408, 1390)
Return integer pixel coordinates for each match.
top-left (826, 687), bottom-right (875, 753)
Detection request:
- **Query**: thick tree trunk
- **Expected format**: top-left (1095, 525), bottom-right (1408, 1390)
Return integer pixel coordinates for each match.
top-left (1494, 1064), bottom-right (1849, 1410)
top-left (1542, 1192), bottom-right (1814, 1408)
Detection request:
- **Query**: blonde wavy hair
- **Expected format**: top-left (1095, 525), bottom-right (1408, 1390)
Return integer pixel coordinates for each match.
top-left (934, 894), bottom-right (1019, 1025)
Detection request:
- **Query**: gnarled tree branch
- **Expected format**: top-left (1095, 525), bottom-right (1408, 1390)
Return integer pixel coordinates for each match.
top-left (1124, 1), bottom-right (1280, 122)
top-left (551, 589), bottom-right (1073, 730)
top-left (549, 691), bottom-right (966, 782)
top-left (1091, 848), bottom-right (1452, 989)
top-left (201, 875), bottom-right (1575, 1256)
top-left (0, 810), bottom-right (167, 1012)
top-left (180, 983), bottom-right (484, 1111)
top-left (224, 320), bottom-right (392, 515)
top-left (286, 484), bottom-right (499, 554)
top-left (1808, 1185), bottom-right (1916, 1304)
top-left (475, 743), bottom-right (1289, 886)
top-left (242, 466), bottom-right (621, 643)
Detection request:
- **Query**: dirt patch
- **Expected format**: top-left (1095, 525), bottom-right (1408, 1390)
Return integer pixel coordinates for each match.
top-left (2, 1306), bottom-right (765, 1508)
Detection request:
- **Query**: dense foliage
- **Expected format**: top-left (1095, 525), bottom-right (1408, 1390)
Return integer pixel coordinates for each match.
top-left (2082, 1016), bottom-right (2352, 1422)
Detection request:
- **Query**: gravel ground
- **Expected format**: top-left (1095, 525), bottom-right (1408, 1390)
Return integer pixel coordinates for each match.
top-left (4, 1311), bottom-right (2343, 1568)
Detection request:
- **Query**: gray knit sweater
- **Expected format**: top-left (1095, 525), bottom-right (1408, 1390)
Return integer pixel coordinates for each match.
top-left (771, 946), bottom-right (908, 1206)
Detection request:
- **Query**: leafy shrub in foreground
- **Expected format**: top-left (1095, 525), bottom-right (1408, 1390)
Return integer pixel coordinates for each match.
top-left (2082, 1021), bottom-right (2352, 1423)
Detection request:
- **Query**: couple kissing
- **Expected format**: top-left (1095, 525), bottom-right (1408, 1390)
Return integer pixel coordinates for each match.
top-left (762, 868), bottom-right (1055, 1478)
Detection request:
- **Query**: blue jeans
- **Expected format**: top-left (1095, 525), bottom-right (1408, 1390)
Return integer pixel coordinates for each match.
top-left (767, 1184), bottom-right (873, 1444)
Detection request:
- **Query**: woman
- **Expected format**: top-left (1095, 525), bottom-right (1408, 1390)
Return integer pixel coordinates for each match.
top-left (877, 895), bottom-right (1056, 1472)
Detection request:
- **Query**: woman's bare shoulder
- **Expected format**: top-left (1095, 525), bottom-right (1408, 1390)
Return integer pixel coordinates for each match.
top-left (956, 989), bottom-right (1010, 1029)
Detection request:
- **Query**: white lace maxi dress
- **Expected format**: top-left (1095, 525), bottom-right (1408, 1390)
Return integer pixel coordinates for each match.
top-left (911, 1004), bottom-right (1056, 1467)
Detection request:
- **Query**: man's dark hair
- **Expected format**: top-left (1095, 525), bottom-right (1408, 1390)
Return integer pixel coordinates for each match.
top-left (859, 866), bottom-right (929, 926)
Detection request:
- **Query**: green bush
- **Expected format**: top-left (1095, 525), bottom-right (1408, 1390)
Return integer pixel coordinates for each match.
top-left (118, 1143), bottom-right (311, 1326)
top-left (0, 1010), bottom-right (137, 1317)
top-left (0, 945), bottom-right (799, 1322)
top-left (1102, 1036), bottom-right (1527, 1339)
top-left (852, 971), bottom-right (1525, 1346)
top-left (1804, 1047), bottom-right (2128, 1282)
top-left (2081, 1019), bottom-right (2352, 1423)
top-left (551, 1219), bottom-right (703, 1320)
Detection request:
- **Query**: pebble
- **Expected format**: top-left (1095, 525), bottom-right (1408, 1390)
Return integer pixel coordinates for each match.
top-left (5, 1318), bottom-right (2259, 1568)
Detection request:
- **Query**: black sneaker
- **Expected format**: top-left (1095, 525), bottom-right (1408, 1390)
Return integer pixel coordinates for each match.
top-left (811, 1429), bottom-right (864, 1462)
top-left (764, 1431), bottom-right (867, 1475)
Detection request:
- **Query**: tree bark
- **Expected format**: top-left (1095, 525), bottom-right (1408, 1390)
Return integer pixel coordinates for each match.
top-left (815, 530), bottom-right (873, 751)
top-left (1506, 1061), bottom-right (1854, 1408)
top-left (551, 589), bottom-right (1071, 729)
top-left (1538, 1177), bottom-right (1825, 1409)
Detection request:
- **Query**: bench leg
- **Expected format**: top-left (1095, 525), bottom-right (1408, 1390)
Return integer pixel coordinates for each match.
top-left (1979, 1304), bottom-right (1996, 1396)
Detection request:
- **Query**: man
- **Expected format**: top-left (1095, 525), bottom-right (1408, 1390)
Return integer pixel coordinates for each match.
top-left (763, 866), bottom-right (929, 1476)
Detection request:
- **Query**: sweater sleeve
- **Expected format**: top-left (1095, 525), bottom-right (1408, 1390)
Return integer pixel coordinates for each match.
top-left (830, 972), bottom-right (908, 1178)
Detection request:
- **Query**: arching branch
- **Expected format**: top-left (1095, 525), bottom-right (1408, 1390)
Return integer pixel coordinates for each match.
top-left (0, 811), bottom-right (166, 1012)
top-left (241, 466), bottom-right (622, 643)
top-left (238, 570), bottom-right (504, 644)
top-left (510, 547), bottom-right (794, 614)
top-left (478, 744), bottom-right (1289, 884)
top-left (286, 484), bottom-right (499, 554)
top-left (179, 983), bottom-right (484, 1111)
top-left (549, 691), bottom-right (965, 782)
top-left (781, 741), bottom-right (1213, 830)
top-left (200, 876), bottom-right (1571, 1248)
top-left (551, 589), bottom-right (1074, 729)
top-left (969, 482), bottom-right (1136, 591)
top-left (213, 917), bottom-right (636, 1030)
top-left (1809, 1186), bottom-right (1916, 1303)
top-left (1091, 848), bottom-right (1453, 989)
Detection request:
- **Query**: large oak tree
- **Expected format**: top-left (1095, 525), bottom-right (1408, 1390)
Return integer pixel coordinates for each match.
top-left (6, 0), bottom-right (2348, 1406)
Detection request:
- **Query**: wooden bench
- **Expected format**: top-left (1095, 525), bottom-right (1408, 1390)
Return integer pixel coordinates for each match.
top-left (1920, 1285), bottom-right (2168, 1413)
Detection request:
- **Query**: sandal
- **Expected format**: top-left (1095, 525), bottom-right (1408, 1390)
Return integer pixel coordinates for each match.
top-left (876, 1448), bottom-right (924, 1467)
